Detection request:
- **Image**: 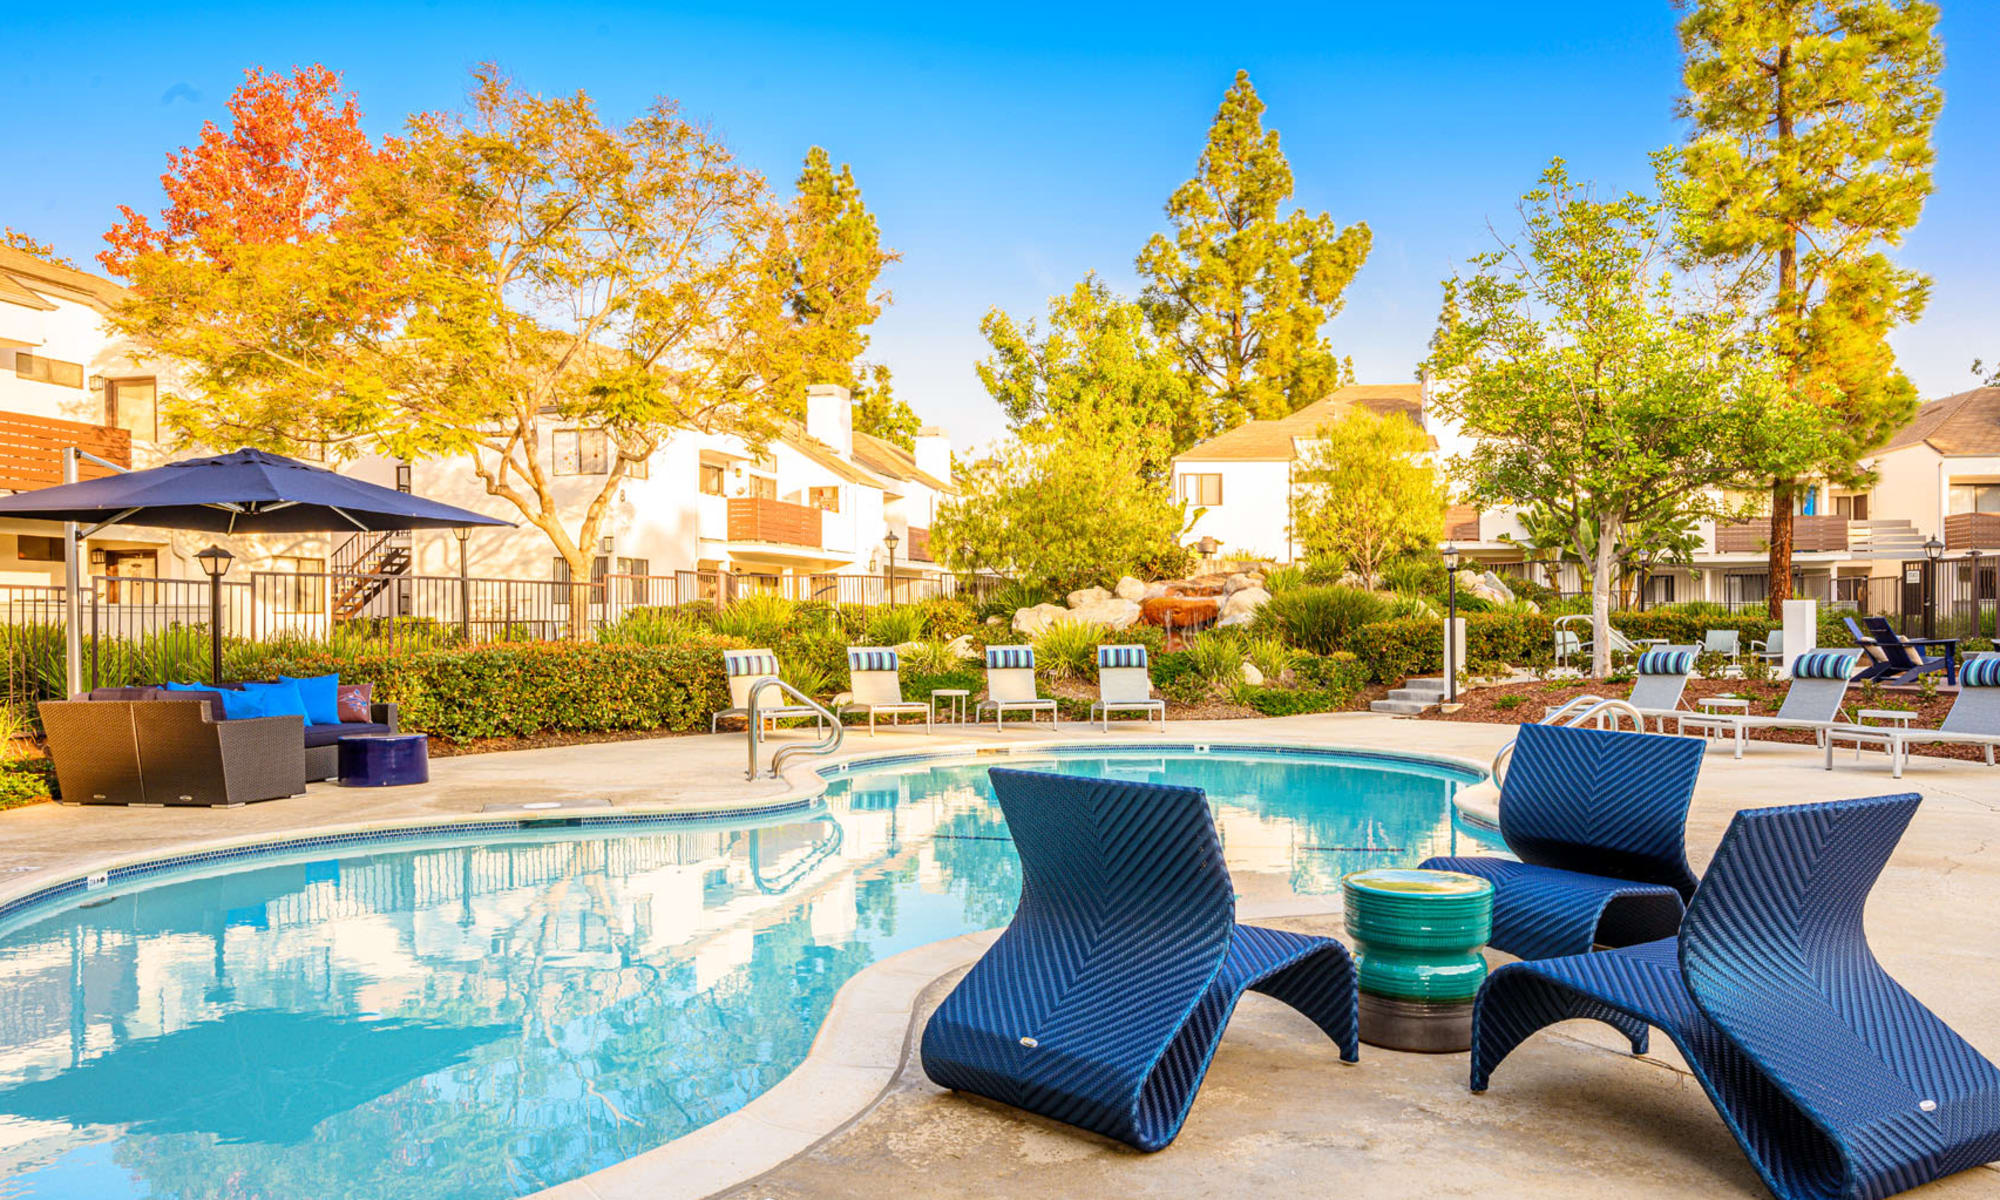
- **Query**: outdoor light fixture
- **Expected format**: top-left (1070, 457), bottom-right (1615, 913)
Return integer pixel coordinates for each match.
top-left (1441, 543), bottom-right (1460, 705)
top-left (1923, 535), bottom-right (1944, 640)
top-left (194, 545), bottom-right (234, 685)
top-left (453, 526), bottom-right (473, 640)
top-left (883, 530), bottom-right (900, 603)
top-left (1925, 535), bottom-right (1944, 562)
top-left (1197, 536), bottom-right (1220, 558)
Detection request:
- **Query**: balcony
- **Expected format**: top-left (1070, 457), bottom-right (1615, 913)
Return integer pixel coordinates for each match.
top-left (726, 497), bottom-right (821, 547)
top-left (1445, 505), bottom-right (1481, 542)
top-left (0, 410), bottom-right (131, 492)
top-left (906, 526), bottom-right (933, 562)
top-left (1945, 512), bottom-right (2000, 552)
top-left (1713, 515), bottom-right (1848, 555)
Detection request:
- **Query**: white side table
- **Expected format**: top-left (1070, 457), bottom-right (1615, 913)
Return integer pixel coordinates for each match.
top-left (931, 688), bottom-right (970, 725)
top-left (1690, 695), bottom-right (1749, 741)
top-left (1850, 707), bottom-right (1916, 761)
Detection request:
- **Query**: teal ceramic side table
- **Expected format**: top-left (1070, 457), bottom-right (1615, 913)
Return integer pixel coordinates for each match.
top-left (1342, 867), bottom-right (1494, 1052)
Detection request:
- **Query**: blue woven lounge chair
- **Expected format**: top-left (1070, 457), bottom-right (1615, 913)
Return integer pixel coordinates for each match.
top-left (920, 768), bottom-right (1359, 1151)
top-left (1470, 792), bottom-right (2000, 1200)
top-left (1420, 722), bottom-right (1703, 960)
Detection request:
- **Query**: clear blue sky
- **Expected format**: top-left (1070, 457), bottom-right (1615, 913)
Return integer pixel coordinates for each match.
top-left (6, 1), bottom-right (1997, 451)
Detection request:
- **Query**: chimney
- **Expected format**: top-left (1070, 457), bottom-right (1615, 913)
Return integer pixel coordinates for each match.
top-left (805, 383), bottom-right (853, 459)
top-left (913, 425), bottom-right (952, 484)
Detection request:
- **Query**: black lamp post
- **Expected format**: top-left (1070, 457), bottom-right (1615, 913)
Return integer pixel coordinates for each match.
top-left (1923, 535), bottom-right (1944, 640)
top-left (882, 530), bottom-right (900, 605)
top-left (194, 545), bottom-right (233, 684)
top-left (453, 526), bottom-right (472, 641)
top-left (1442, 542), bottom-right (1461, 703)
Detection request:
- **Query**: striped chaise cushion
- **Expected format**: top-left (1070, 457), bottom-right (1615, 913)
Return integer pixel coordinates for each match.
top-left (1098, 644), bottom-right (1149, 669)
top-left (1962, 655), bottom-right (2000, 688)
top-left (1792, 649), bottom-right (1860, 680)
top-left (1637, 649), bottom-right (1694, 676)
top-left (848, 647), bottom-right (900, 672)
top-left (986, 645), bottom-right (1036, 670)
top-left (723, 649), bottom-right (780, 678)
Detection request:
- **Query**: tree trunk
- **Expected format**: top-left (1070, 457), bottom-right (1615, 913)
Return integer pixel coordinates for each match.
top-left (1592, 520), bottom-right (1617, 678)
top-left (1766, 480), bottom-right (1794, 620)
top-left (564, 548), bottom-right (594, 641)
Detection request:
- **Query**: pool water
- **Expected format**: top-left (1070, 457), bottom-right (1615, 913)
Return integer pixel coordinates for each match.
top-left (0, 745), bottom-right (1489, 1199)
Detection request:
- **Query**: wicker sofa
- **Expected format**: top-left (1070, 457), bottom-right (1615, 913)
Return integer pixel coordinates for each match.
top-left (39, 685), bottom-right (400, 807)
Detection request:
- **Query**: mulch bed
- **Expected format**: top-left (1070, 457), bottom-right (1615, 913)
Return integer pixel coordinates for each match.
top-left (1419, 675), bottom-right (1994, 766)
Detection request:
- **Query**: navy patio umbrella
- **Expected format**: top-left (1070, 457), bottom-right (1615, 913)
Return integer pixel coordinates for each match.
top-left (0, 448), bottom-right (514, 534)
top-left (0, 449), bottom-right (512, 692)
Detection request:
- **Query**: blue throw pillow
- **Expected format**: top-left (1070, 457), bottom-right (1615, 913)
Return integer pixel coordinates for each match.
top-left (217, 688), bottom-right (269, 721)
top-left (241, 680), bottom-right (310, 722)
top-left (281, 673), bottom-right (342, 727)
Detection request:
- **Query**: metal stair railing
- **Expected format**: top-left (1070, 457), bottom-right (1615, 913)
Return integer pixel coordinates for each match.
top-left (1489, 698), bottom-right (1647, 787)
top-left (745, 678), bottom-right (844, 780)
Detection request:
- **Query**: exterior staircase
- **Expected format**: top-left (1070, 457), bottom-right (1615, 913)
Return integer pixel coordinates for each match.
top-left (1370, 676), bottom-right (1448, 715)
top-left (330, 531), bottom-right (412, 619)
top-left (1849, 519), bottom-right (1926, 559)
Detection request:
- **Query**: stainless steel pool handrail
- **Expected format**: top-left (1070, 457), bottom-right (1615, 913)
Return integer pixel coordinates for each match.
top-left (747, 678), bottom-right (844, 780)
top-left (1490, 698), bottom-right (1647, 786)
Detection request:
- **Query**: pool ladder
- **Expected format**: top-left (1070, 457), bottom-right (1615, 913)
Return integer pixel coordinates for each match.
top-left (745, 678), bottom-right (844, 780)
top-left (1488, 697), bottom-right (1646, 786)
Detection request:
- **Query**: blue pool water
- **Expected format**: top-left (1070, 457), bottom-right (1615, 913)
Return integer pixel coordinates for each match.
top-left (0, 745), bottom-right (1489, 1199)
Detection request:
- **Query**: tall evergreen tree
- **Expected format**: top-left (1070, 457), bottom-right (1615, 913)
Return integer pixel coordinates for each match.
top-left (1137, 71), bottom-right (1371, 443)
top-left (1676, 0), bottom-right (1943, 617)
top-left (770, 146), bottom-right (919, 444)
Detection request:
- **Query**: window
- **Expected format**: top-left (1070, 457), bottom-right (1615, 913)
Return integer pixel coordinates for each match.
top-left (270, 555), bottom-right (326, 614)
top-left (625, 452), bottom-right (648, 480)
top-left (552, 556), bottom-right (610, 584)
top-left (553, 429), bottom-right (609, 475)
top-left (699, 464), bottom-right (726, 495)
top-left (1179, 473), bottom-right (1223, 506)
top-left (105, 377), bottom-right (158, 442)
top-left (14, 353), bottom-right (83, 388)
top-left (615, 556), bottom-right (650, 576)
top-left (809, 486), bottom-right (840, 512)
top-left (394, 463), bottom-right (412, 493)
top-left (1948, 484), bottom-right (2000, 515)
top-left (747, 474), bottom-right (776, 500)
top-left (16, 535), bottom-right (62, 562)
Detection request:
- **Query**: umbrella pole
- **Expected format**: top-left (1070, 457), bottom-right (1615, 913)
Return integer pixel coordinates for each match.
top-left (62, 449), bottom-right (82, 698)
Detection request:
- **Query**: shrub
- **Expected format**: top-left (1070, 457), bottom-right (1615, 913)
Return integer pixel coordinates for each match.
top-left (1260, 565), bottom-right (1307, 595)
top-left (979, 579), bottom-right (1056, 622)
top-left (901, 638), bottom-right (966, 677)
top-left (1291, 651), bottom-right (1368, 704)
top-left (598, 607), bottom-right (709, 647)
top-left (1183, 633), bottom-right (1246, 688)
top-left (1241, 635), bottom-right (1294, 682)
top-left (1237, 686), bottom-right (1344, 717)
top-left (861, 604), bottom-right (926, 647)
top-left (1151, 651), bottom-right (1213, 704)
top-left (1034, 621), bottom-right (1110, 681)
top-left (1252, 585), bottom-right (1389, 655)
top-left (1379, 557), bottom-right (1447, 599)
top-left (1493, 694), bottom-right (1524, 711)
top-left (709, 593), bottom-right (795, 646)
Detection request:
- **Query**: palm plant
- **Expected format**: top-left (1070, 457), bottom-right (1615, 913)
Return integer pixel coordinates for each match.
top-left (1033, 621), bottom-right (1108, 682)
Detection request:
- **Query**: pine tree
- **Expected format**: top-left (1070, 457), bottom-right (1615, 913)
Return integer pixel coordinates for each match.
top-left (1676, 0), bottom-right (1943, 617)
top-left (1137, 71), bottom-right (1371, 442)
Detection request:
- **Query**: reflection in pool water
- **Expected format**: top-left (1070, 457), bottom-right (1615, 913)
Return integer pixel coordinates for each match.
top-left (0, 746), bottom-right (1488, 1199)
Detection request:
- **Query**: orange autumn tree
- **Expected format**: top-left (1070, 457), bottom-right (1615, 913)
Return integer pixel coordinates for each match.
top-left (100, 64), bottom-right (386, 276)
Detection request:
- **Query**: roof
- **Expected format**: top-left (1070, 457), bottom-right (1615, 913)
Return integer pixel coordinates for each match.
top-left (1880, 388), bottom-right (2000, 457)
top-left (851, 429), bottom-right (952, 493)
top-left (1172, 384), bottom-right (1428, 463)
top-left (0, 245), bottom-right (127, 311)
top-left (778, 425), bottom-right (884, 488)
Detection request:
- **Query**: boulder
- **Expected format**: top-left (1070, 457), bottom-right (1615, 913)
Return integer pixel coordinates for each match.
top-left (1217, 585), bottom-right (1271, 626)
top-left (1338, 571), bottom-right (1366, 589)
top-left (1479, 571), bottom-right (1516, 604)
top-left (1011, 603), bottom-right (1070, 636)
top-left (1240, 661), bottom-right (1265, 687)
top-left (946, 633), bottom-right (977, 660)
top-left (1066, 585), bottom-right (1112, 609)
top-left (1140, 596), bottom-right (1219, 627)
top-left (1113, 575), bottom-right (1148, 602)
top-left (1141, 581), bottom-right (1174, 600)
top-left (1069, 597), bottom-right (1142, 631)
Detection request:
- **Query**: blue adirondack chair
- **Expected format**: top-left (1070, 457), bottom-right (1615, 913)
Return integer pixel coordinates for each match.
top-left (920, 767), bottom-right (1359, 1151)
top-left (1421, 722), bottom-right (1705, 960)
top-left (1470, 792), bottom-right (2000, 1200)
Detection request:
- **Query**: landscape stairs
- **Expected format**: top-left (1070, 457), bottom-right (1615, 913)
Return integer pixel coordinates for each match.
top-left (330, 530), bottom-right (413, 619)
top-left (1849, 519), bottom-right (1927, 559)
top-left (1370, 676), bottom-right (1448, 716)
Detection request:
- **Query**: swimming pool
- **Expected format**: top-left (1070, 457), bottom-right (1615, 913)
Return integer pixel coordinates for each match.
top-left (0, 744), bottom-right (1490, 1199)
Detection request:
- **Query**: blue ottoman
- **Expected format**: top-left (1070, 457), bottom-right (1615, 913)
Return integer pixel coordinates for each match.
top-left (337, 733), bottom-right (430, 787)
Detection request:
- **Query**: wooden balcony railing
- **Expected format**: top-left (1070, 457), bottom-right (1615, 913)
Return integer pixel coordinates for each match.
top-left (1945, 512), bottom-right (2000, 551)
top-left (0, 410), bottom-right (130, 491)
top-left (1445, 505), bottom-right (1481, 542)
top-left (726, 497), bottom-right (822, 547)
top-left (1714, 515), bottom-right (1848, 554)
top-left (907, 526), bottom-right (933, 562)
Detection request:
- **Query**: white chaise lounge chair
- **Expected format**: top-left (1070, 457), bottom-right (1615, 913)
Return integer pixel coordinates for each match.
top-left (839, 647), bottom-right (933, 735)
top-left (1824, 654), bottom-right (2000, 778)
top-left (712, 648), bottom-right (828, 735)
top-left (1546, 646), bottom-right (1697, 731)
top-left (1090, 645), bottom-right (1165, 732)
top-left (1673, 649), bottom-right (1861, 759)
top-left (976, 646), bottom-right (1058, 729)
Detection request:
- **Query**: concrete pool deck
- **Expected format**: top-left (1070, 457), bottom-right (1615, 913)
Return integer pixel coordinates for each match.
top-left (3, 712), bottom-right (1998, 1199)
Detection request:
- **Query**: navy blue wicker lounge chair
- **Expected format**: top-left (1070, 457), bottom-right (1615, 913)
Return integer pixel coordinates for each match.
top-left (1420, 722), bottom-right (1704, 961)
top-left (1470, 792), bottom-right (2000, 1200)
top-left (920, 767), bottom-right (1359, 1151)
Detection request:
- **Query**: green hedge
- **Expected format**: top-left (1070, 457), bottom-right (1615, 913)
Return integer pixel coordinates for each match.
top-left (235, 641), bottom-right (730, 742)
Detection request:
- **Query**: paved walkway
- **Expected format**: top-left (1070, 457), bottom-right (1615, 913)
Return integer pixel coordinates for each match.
top-left (4, 713), bottom-right (1998, 1199)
